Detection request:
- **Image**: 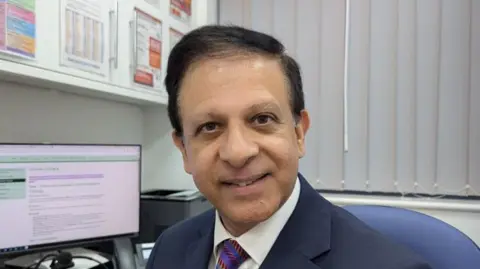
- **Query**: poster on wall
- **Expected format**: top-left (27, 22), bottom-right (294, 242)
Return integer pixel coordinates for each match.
top-left (0, 0), bottom-right (36, 59)
top-left (169, 28), bottom-right (183, 51)
top-left (59, 0), bottom-right (108, 77)
top-left (132, 8), bottom-right (162, 90)
top-left (170, 0), bottom-right (191, 24)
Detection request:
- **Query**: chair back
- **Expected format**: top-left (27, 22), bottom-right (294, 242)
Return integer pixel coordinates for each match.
top-left (343, 205), bottom-right (480, 269)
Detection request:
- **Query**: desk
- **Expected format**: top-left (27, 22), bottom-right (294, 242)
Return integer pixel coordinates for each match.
top-left (0, 250), bottom-right (114, 269)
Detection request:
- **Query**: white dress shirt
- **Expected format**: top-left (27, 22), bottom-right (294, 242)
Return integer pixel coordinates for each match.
top-left (208, 178), bottom-right (300, 269)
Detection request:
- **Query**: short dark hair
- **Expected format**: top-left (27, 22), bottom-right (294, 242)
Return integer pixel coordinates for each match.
top-left (165, 24), bottom-right (304, 137)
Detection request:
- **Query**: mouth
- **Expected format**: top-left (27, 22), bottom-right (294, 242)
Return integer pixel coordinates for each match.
top-left (223, 173), bottom-right (271, 188)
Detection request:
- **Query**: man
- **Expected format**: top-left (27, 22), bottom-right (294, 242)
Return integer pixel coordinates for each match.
top-left (146, 25), bottom-right (432, 269)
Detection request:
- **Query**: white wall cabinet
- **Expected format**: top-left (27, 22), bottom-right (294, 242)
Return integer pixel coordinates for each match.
top-left (0, 0), bottom-right (112, 83)
top-left (0, 0), bottom-right (118, 102)
top-left (0, 0), bottom-right (215, 106)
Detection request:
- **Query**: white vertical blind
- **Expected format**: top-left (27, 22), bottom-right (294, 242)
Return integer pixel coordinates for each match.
top-left (218, 0), bottom-right (480, 198)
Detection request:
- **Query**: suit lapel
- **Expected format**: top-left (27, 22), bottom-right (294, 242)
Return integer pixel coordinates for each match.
top-left (185, 210), bottom-right (215, 269)
top-left (259, 173), bottom-right (332, 269)
top-left (260, 251), bottom-right (323, 269)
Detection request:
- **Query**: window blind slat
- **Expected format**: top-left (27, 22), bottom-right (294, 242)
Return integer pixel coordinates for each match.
top-left (250, 0), bottom-right (273, 36)
top-left (218, 0), bottom-right (243, 25)
top-left (367, 0), bottom-right (398, 193)
top-left (395, 0), bottom-right (416, 194)
top-left (317, 0), bottom-right (346, 190)
top-left (468, 0), bottom-right (480, 196)
top-left (436, 0), bottom-right (471, 195)
top-left (344, 0), bottom-right (370, 192)
top-left (414, 0), bottom-right (441, 194)
top-left (273, 0), bottom-right (297, 58)
top-left (296, 0), bottom-right (323, 184)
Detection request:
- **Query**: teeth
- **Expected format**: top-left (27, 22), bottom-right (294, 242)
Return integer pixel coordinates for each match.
top-left (231, 174), bottom-right (269, 187)
top-left (237, 179), bottom-right (256, 187)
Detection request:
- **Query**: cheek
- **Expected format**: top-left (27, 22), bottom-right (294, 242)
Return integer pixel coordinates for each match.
top-left (187, 145), bottom-right (218, 187)
top-left (265, 137), bottom-right (300, 190)
top-left (267, 136), bottom-right (301, 164)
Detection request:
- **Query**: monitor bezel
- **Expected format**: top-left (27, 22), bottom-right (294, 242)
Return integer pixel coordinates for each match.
top-left (0, 142), bottom-right (142, 257)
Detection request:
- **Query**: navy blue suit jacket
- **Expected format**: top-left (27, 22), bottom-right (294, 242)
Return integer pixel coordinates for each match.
top-left (146, 174), bottom-right (432, 269)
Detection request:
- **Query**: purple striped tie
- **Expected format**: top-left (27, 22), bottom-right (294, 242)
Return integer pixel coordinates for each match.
top-left (216, 239), bottom-right (249, 269)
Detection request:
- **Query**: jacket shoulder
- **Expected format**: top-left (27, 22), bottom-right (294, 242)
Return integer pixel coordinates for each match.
top-left (160, 208), bottom-right (215, 242)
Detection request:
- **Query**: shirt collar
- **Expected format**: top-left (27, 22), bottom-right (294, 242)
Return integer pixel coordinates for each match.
top-left (213, 177), bottom-right (301, 265)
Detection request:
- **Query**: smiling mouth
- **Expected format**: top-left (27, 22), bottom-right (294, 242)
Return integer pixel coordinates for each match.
top-left (223, 173), bottom-right (270, 187)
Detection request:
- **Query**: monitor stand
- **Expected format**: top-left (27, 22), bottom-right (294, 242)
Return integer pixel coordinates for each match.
top-left (4, 248), bottom-right (109, 269)
top-left (112, 238), bottom-right (136, 269)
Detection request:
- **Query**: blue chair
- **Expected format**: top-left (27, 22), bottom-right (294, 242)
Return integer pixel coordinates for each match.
top-left (343, 204), bottom-right (480, 269)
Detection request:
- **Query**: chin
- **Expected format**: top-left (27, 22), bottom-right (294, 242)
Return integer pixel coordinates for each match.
top-left (224, 198), bottom-right (279, 225)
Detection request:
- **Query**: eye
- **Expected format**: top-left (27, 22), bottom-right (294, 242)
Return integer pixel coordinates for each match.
top-left (199, 122), bottom-right (218, 133)
top-left (253, 114), bottom-right (275, 125)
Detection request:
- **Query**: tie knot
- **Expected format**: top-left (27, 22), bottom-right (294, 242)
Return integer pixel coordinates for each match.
top-left (217, 239), bottom-right (249, 269)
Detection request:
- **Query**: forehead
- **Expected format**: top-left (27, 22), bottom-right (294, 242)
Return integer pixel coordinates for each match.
top-left (178, 55), bottom-right (290, 118)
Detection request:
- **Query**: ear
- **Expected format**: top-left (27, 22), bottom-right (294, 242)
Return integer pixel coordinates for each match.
top-left (294, 110), bottom-right (310, 158)
top-left (172, 131), bottom-right (192, 174)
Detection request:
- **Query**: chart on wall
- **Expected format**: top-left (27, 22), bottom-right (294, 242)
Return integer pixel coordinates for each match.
top-left (0, 0), bottom-right (36, 59)
top-left (132, 8), bottom-right (162, 91)
top-left (169, 28), bottom-right (183, 51)
top-left (59, 0), bottom-right (109, 77)
top-left (170, 0), bottom-right (191, 24)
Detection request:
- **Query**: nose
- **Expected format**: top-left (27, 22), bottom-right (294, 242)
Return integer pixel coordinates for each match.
top-left (219, 124), bottom-right (259, 168)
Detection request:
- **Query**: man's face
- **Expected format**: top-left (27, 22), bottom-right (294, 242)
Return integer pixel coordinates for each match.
top-left (173, 55), bottom-right (310, 235)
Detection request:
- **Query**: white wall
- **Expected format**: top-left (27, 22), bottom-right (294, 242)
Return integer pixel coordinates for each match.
top-left (142, 105), bottom-right (194, 190)
top-left (0, 80), bottom-right (146, 178)
top-left (0, 81), bottom-right (143, 145)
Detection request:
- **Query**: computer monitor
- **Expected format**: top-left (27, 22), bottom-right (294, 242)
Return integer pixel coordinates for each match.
top-left (0, 143), bottom-right (141, 256)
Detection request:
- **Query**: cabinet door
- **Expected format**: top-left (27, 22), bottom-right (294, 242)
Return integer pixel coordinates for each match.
top-left (113, 0), bottom-right (165, 100)
top-left (0, 0), bottom-right (112, 83)
top-left (111, 0), bottom-right (215, 100)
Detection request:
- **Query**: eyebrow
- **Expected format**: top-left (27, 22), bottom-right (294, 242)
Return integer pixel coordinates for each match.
top-left (247, 101), bottom-right (282, 113)
top-left (190, 101), bottom-right (282, 125)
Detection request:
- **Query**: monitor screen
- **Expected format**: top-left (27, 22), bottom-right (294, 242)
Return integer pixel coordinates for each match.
top-left (0, 143), bottom-right (141, 255)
